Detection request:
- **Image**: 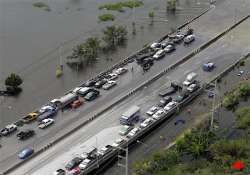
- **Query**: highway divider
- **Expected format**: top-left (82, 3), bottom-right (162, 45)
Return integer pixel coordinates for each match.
top-left (3, 10), bottom-right (250, 175)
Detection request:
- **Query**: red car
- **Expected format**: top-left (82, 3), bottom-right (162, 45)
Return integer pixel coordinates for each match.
top-left (69, 167), bottom-right (81, 175)
top-left (71, 100), bottom-right (83, 109)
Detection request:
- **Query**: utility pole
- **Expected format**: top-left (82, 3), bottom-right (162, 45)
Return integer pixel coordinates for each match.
top-left (117, 146), bottom-right (128, 175)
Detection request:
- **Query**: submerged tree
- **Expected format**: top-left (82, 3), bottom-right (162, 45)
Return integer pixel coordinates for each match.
top-left (102, 25), bottom-right (127, 49)
top-left (5, 73), bottom-right (23, 95)
top-left (167, 0), bottom-right (176, 11)
top-left (148, 11), bottom-right (155, 25)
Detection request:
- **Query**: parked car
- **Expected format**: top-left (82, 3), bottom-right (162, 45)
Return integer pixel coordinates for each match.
top-left (173, 34), bottom-right (185, 43)
top-left (1, 124), bottom-right (17, 136)
top-left (152, 109), bottom-right (166, 120)
top-left (106, 73), bottom-right (118, 80)
top-left (153, 49), bottom-right (166, 60)
top-left (187, 83), bottom-right (200, 93)
top-left (114, 67), bottom-right (128, 75)
top-left (79, 158), bottom-right (92, 170)
top-left (102, 80), bottom-right (117, 90)
top-left (65, 157), bottom-right (83, 170)
top-left (69, 167), bottom-right (81, 175)
top-left (183, 72), bottom-right (198, 86)
top-left (71, 99), bottom-right (83, 109)
top-left (164, 44), bottom-right (175, 53)
top-left (184, 34), bottom-right (195, 44)
top-left (150, 42), bottom-right (162, 50)
top-left (203, 62), bottom-right (215, 72)
top-left (37, 109), bottom-right (57, 122)
top-left (18, 147), bottom-right (34, 159)
top-left (16, 130), bottom-right (35, 140)
top-left (119, 125), bottom-right (134, 136)
top-left (161, 40), bottom-right (174, 48)
top-left (146, 106), bottom-right (159, 116)
top-left (94, 79), bottom-right (107, 88)
top-left (164, 101), bottom-right (178, 111)
top-left (84, 90), bottom-right (100, 101)
top-left (158, 96), bottom-right (172, 107)
top-left (77, 87), bottom-right (91, 97)
top-left (53, 169), bottom-right (66, 175)
top-left (39, 105), bottom-right (56, 114)
top-left (127, 127), bottom-right (140, 138)
top-left (140, 118), bottom-right (154, 128)
top-left (112, 138), bottom-right (126, 147)
top-left (174, 90), bottom-right (190, 103)
top-left (182, 28), bottom-right (194, 36)
top-left (97, 145), bottom-right (113, 156)
top-left (38, 118), bottom-right (54, 129)
top-left (22, 112), bottom-right (39, 123)
top-left (84, 80), bottom-right (97, 87)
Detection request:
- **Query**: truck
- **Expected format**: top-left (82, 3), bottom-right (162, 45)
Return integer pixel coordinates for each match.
top-left (51, 93), bottom-right (78, 108)
top-left (119, 106), bottom-right (140, 125)
top-left (37, 110), bottom-right (57, 122)
top-left (158, 81), bottom-right (182, 97)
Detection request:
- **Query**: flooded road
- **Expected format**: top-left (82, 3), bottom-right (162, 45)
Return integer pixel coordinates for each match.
top-left (0, 0), bottom-right (211, 125)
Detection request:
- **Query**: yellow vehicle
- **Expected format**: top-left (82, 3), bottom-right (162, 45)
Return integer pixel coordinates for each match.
top-left (22, 112), bottom-right (38, 123)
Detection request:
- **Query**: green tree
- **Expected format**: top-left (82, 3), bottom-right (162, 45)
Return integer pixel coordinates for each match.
top-left (167, 0), bottom-right (176, 11)
top-left (238, 82), bottom-right (250, 98)
top-left (102, 25), bottom-right (127, 49)
top-left (222, 92), bottom-right (239, 110)
top-left (5, 73), bottom-right (23, 88)
top-left (235, 107), bottom-right (250, 129)
top-left (148, 11), bottom-right (154, 25)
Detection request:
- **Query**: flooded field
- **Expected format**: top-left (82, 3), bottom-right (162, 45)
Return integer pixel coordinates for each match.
top-left (0, 0), bottom-right (212, 125)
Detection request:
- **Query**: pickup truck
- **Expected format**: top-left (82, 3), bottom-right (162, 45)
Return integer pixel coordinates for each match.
top-left (158, 82), bottom-right (182, 97)
top-left (22, 112), bottom-right (38, 123)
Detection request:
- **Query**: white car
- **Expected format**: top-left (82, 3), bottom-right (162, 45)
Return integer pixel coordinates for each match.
top-left (164, 101), bottom-right (178, 111)
top-left (38, 118), bottom-right (54, 129)
top-left (187, 83), bottom-right (199, 93)
top-left (184, 34), bottom-right (195, 44)
top-left (102, 80), bottom-right (117, 90)
top-left (152, 109), bottom-right (166, 120)
top-left (107, 73), bottom-right (118, 80)
top-left (140, 118), bottom-right (154, 128)
top-left (119, 125), bottom-right (133, 136)
top-left (114, 67), bottom-right (128, 75)
top-left (79, 158), bottom-right (91, 170)
top-left (150, 42), bottom-right (162, 50)
top-left (153, 49), bottom-right (166, 60)
top-left (163, 44), bottom-right (175, 53)
top-left (127, 127), bottom-right (140, 138)
top-left (112, 138), bottom-right (126, 147)
top-left (39, 105), bottom-right (54, 114)
top-left (146, 106), bottom-right (159, 116)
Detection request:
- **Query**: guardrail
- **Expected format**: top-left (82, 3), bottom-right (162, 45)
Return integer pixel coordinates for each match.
top-left (3, 9), bottom-right (249, 175)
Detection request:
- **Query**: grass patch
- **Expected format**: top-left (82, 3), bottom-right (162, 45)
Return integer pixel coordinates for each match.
top-left (33, 2), bottom-right (51, 11)
top-left (99, 0), bottom-right (143, 12)
top-left (98, 13), bottom-right (115, 22)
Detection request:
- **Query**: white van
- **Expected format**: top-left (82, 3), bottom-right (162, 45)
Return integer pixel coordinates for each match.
top-left (183, 72), bottom-right (197, 86)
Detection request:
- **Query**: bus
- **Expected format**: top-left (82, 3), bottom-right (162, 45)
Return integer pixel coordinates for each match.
top-left (120, 106), bottom-right (140, 125)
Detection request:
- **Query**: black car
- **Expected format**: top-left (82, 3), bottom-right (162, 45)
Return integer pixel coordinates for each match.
top-left (84, 90), bottom-right (100, 101)
top-left (16, 130), bottom-right (35, 140)
top-left (94, 79), bottom-right (107, 88)
top-left (53, 169), bottom-right (65, 175)
top-left (182, 28), bottom-right (194, 37)
top-left (65, 157), bottom-right (83, 170)
top-left (158, 96), bottom-right (172, 107)
top-left (83, 80), bottom-right (97, 87)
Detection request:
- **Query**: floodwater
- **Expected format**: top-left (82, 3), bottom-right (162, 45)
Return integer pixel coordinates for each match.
top-left (0, 0), bottom-right (211, 126)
